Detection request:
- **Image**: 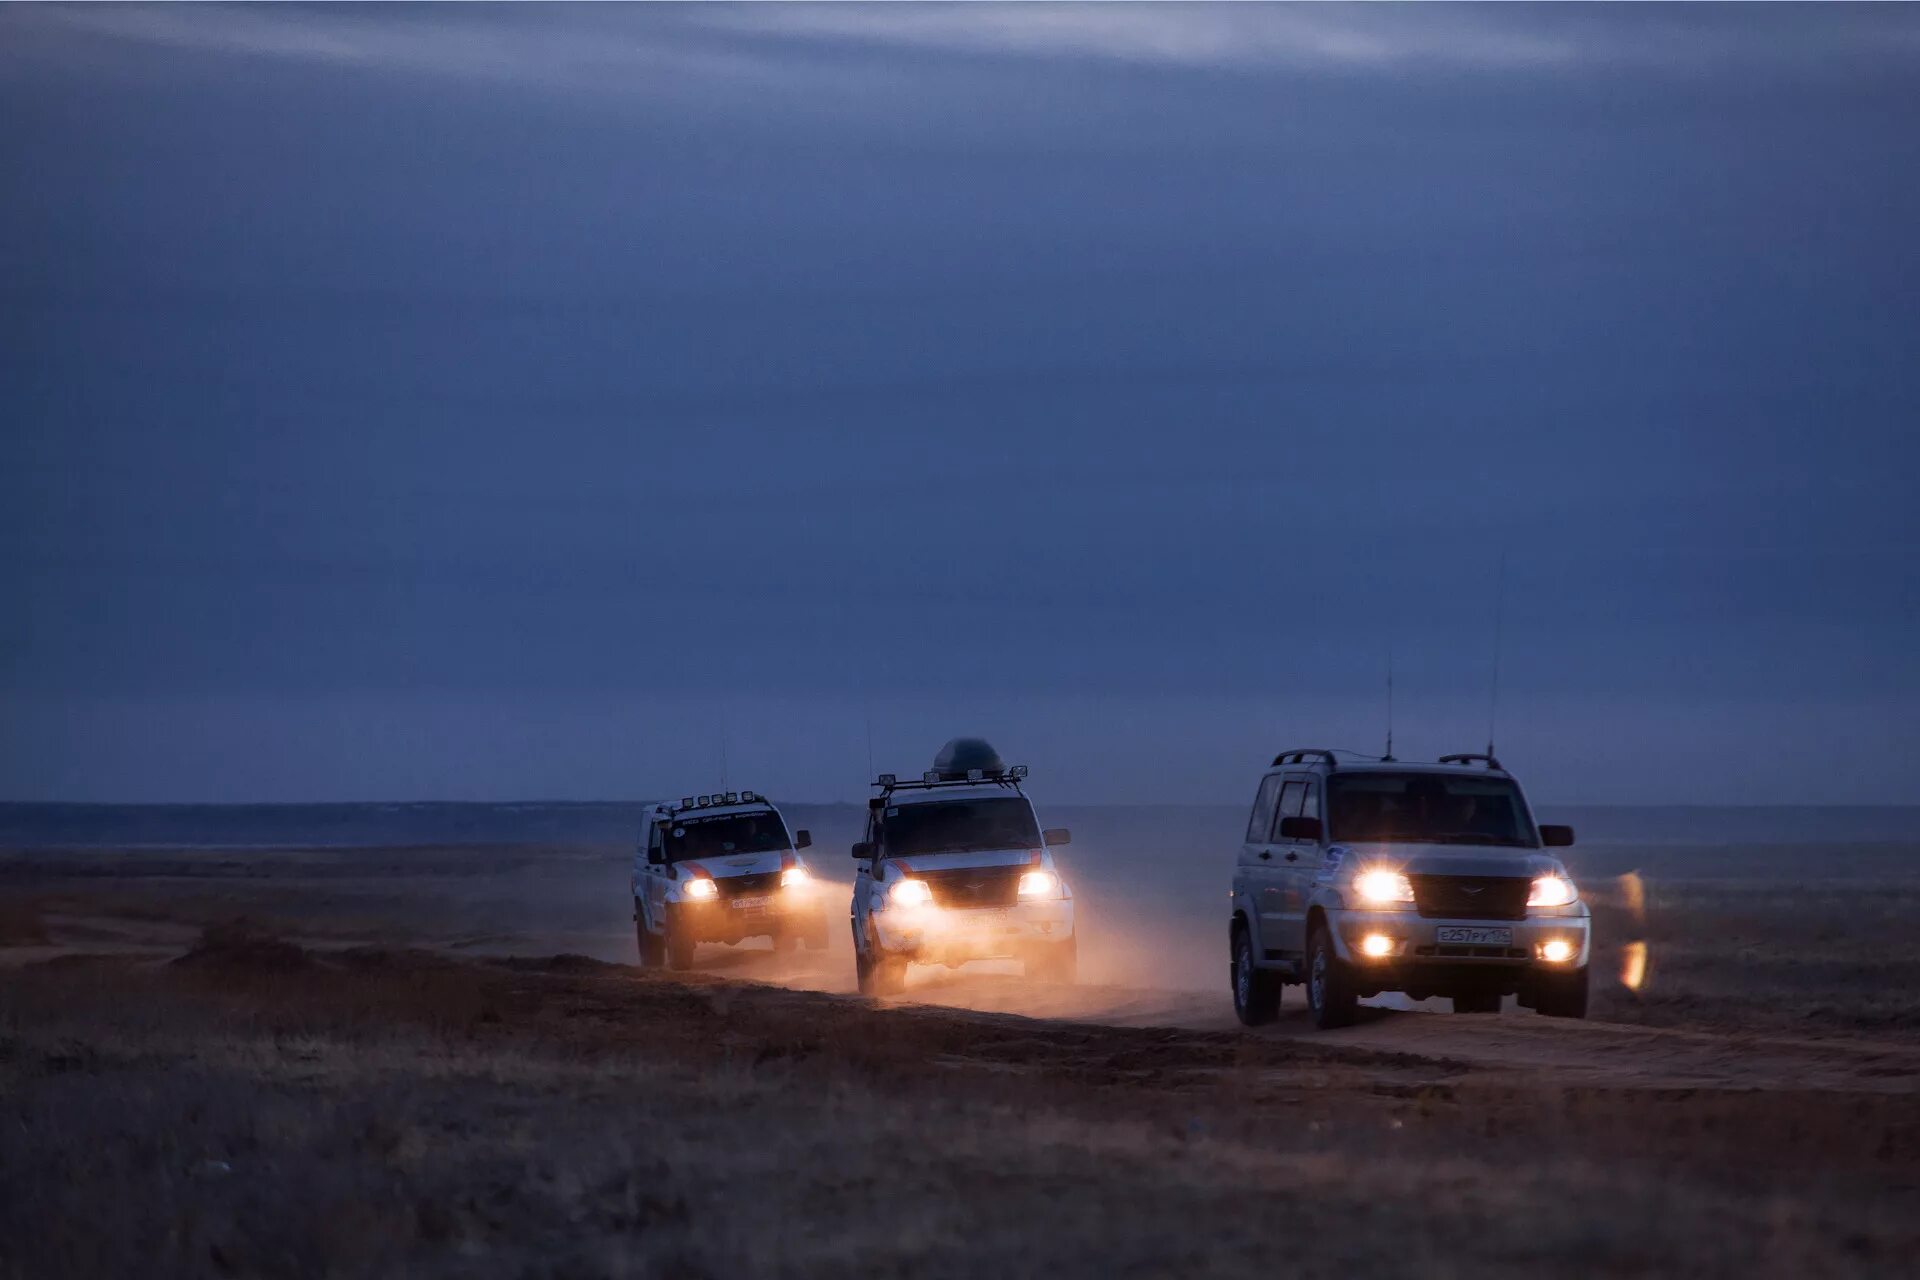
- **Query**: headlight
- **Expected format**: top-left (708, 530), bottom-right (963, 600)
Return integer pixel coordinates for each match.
top-left (1352, 869), bottom-right (1415, 904)
top-left (780, 865), bottom-right (811, 889)
top-left (1528, 874), bottom-right (1577, 907)
top-left (1017, 869), bottom-right (1058, 897)
top-left (889, 879), bottom-right (932, 908)
top-left (683, 877), bottom-right (717, 900)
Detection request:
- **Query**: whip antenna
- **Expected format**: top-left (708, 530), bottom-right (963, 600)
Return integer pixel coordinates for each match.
top-left (1383, 644), bottom-right (1396, 762)
top-left (1487, 549), bottom-right (1507, 760)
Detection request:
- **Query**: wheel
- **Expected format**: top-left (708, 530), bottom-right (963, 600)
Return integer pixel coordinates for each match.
top-left (1306, 921), bottom-right (1358, 1030)
top-left (1231, 923), bottom-right (1280, 1026)
top-left (665, 916), bottom-right (696, 971)
top-left (1025, 935), bottom-right (1077, 984)
top-left (635, 902), bottom-right (665, 969)
top-left (856, 924), bottom-right (906, 995)
top-left (1452, 992), bottom-right (1502, 1014)
top-left (1533, 965), bottom-right (1590, 1019)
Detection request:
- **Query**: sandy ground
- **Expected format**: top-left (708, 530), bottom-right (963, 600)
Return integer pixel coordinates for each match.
top-left (3, 841), bottom-right (1918, 1276)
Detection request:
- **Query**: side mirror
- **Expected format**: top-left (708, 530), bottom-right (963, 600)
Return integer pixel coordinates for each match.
top-left (851, 841), bottom-right (874, 860)
top-left (1043, 828), bottom-right (1071, 847)
top-left (794, 829), bottom-right (812, 850)
top-left (1540, 824), bottom-right (1575, 848)
top-left (1278, 816), bottom-right (1323, 842)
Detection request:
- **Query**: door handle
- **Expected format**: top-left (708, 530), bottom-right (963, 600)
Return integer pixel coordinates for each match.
top-left (1284, 851), bottom-right (1300, 863)
top-left (1258, 851), bottom-right (1271, 861)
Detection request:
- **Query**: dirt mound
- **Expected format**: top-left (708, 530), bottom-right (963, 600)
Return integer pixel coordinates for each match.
top-left (171, 920), bottom-right (312, 973)
top-left (496, 953), bottom-right (628, 976)
top-left (0, 903), bottom-right (51, 947)
top-left (332, 945), bottom-right (459, 973)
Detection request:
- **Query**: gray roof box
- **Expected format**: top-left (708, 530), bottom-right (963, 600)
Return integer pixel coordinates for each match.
top-left (933, 737), bottom-right (1004, 778)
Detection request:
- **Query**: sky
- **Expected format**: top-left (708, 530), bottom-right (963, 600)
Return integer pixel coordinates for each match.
top-left (3, 3), bottom-right (1918, 806)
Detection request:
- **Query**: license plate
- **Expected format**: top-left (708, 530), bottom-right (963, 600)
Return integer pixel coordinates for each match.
top-left (730, 896), bottom-right (773, 911)
top-left (1436, 926), bottom-right (1512, 945)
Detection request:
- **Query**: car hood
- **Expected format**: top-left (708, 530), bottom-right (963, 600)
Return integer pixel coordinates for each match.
top-left (683, 850), bottom-right (790, 879)
top-left (1335, 842), bottom-right (1560, 879)
top-left (884, 847), bottom-right (1040, 874)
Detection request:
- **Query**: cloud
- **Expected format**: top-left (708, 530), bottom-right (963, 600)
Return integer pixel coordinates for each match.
top-left (9, 2), bottom-right (1916, 95)
top-left (699, 3), bottom-right (1581, 71)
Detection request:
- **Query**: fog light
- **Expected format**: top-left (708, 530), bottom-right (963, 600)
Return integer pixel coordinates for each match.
top-left (1360, 933), bottom-right (1396, 959)
top-left (1539, 938), bottom-right (1575, 964)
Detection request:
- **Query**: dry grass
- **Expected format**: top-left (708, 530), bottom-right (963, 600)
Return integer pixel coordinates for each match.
top-left (2, 927), bottom-right (1917, 1279)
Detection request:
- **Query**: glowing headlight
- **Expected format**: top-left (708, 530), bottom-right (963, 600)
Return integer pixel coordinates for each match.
top-left (889, 879), bottom-right (932, 908)
top-left (1017, 869), bottom-right (1058, 897)
top-left (1353, 869), bottom-right (1415, 905)
top-left (683, 877), bottom-right (717, 900)
top-left (780, 865), bottom-right (811, 889)
top-left (1528, 874), bottom-right (1578, 907)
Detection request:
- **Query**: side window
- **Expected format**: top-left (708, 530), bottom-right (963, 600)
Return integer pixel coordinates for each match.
top-left (1245, 775), bottom-right (1284, 843)
top-left (1299, 781), bottom-right (1321, 825)
top-left (1270, 780), bottom-right (1306, 840)
top-left (646, 822), bottom-right (665, 863)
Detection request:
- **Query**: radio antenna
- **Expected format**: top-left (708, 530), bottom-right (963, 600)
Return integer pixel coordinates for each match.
top-left (718, 721), bottom-right (729, 792)
top-left (1383, 644), bottom-right (1396, 762)
top-left (864, 710), bottom-right (875, 780)
top-left (1487, 548), bottom-right (1508, 760)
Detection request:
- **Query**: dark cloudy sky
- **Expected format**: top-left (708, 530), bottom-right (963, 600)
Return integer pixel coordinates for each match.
top-left (3, 4), bottom-right (1917, 805)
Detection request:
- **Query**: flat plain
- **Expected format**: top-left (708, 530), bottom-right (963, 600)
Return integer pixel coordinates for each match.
top-left (3, 815), bottom-right (1917, 1278)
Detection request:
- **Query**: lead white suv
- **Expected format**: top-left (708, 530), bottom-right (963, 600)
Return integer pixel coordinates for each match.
top-left (1228, 749), bottom-right (1590, 1029)
top-left (850, 739), bottom-right (1077, 995)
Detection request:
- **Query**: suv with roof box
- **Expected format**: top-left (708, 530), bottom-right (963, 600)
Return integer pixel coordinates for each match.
top-left (850, 738), bottom-right (1077, 995)
top-left (1228, 749), bottom-right (1590, 1029)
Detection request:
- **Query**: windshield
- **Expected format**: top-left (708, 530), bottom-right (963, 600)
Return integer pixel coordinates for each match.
top-left (664, 813), bottom-right (790, 861)
top-left (882, 796), bottom-right (1042, 858)
top-left (1327, 773), bottom-right (1537, 847)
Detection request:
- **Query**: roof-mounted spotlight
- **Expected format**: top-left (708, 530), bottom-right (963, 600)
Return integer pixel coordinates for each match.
top-left (877, 773), bottom-right (897, 786)
top-left (923, 770), bottom-right (940, 783)
top-left (1009, 765), bottom-right (1029, 779)
top-left (697, 795), bottom-right (711, 807)
top-left (724, 792), bottom-right (739, 805)
top-left (680, 796), bottom-right (694, 809)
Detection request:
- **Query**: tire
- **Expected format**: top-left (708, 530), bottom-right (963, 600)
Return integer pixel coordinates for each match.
top-left (665, 915), bottom-right (696, 971)
top-left (1026, 935), bottom-right (1077, 985)
top-left (1231, 922), bottom-right (1281, 1026)
top-left (635, 902), bottom-right (665, 969)
top-left (1533, 965), bottom-right (1590, 1019)
top-left (1306, 921), bottom-right (1358, 1030)
top-left (1452, 992), bottom-right (1502, 1015)
top-left (856, 924), bottom-right (907, 996)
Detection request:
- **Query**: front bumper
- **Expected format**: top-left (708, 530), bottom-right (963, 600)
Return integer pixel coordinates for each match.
top-left (1328, 906), bottom-right (1590, 970)
top-left (872, 898), bottom-right (1074, 963)
top-left (669, 890), bottom-right (828, 944)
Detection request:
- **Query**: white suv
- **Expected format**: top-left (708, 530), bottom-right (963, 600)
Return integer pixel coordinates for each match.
top-left (1228, 750), bottom-right (1590, 1029)
top-left (850, 739), bottom-right (1077, 995)
top-left (632, 791), bottom-right (828, 969)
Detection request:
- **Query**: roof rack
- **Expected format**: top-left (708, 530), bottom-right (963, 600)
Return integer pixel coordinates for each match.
top-left (1438, 753), bottom-right (1505, 772)
top-left (872, 766), bottom-right (1028, 794)
top-left (1270, 748), bottom-right (1340, 769)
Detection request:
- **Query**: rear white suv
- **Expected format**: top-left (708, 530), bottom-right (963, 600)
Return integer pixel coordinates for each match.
top-left (633, 791), bottom-right (828, 969)
top-left (850, 739), bottom-right (1077, 995)
top-left (1229, 749), bottom-right (1590, 1028)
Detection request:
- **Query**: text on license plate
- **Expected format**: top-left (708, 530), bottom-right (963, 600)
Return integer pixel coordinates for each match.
top-left (730, 896), bottom-right (773, 911)
top-left (1436, 926), bottom-right (1512, 945)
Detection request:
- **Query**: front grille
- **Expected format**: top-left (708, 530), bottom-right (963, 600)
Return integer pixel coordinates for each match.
top-left (713, 869), bottom-right (780, 894)
top-left (1415, 944), bottom-right (1530, 960)
top-left (916, 865), bottom-right (1022, 910)
top-left (1408, 875), bottom-right (1530, 921)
